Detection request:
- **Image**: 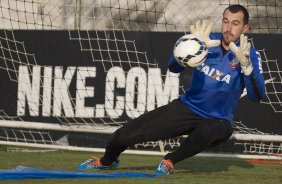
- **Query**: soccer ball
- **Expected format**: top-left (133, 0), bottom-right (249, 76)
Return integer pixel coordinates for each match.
top-left (173, 34), bottom-right (208, 68)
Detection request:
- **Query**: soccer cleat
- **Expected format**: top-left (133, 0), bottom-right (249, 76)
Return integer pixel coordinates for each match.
top-left (77, 157), bottom-right (119, 171)
top-left (155, 159), bottom-right (174, 175)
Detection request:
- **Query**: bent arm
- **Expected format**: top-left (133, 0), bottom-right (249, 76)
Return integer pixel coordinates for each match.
top-left (244, 49), bottom-right (266, 102)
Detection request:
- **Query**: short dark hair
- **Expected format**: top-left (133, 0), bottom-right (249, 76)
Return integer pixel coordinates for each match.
top-left (223, 4), bottom-right (249, 25)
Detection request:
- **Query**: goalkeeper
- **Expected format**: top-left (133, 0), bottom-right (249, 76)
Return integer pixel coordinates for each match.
top-left (77, 4), bottom-right (265, 175)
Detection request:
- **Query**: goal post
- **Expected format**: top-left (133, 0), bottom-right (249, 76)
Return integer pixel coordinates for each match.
top-left (1, 119), bottom-right (282, 142)
top-left (0, 120), bottom-right (118, 134)
top-left (0, 119), bottom-right (281, 160)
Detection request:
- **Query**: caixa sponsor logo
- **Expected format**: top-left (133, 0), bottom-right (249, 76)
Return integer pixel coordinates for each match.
top-left (196, 63), bottom-right (231, 84)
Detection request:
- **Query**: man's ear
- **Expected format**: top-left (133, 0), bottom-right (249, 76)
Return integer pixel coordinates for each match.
top-left (243, 24), bottom-right (249, 33)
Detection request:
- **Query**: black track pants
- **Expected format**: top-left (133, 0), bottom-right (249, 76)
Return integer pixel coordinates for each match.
top-left (101, 99), bottom-right (233, 165)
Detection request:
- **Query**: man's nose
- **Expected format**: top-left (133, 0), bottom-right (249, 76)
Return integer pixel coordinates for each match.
top-left (226, 23), bottom-right (232, 31)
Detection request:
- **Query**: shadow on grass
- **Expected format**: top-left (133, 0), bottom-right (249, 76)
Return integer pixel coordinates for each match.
top-left (175, 157), bottom-right (254, 173)
top-left (120, 157), bottom-right (254, 174)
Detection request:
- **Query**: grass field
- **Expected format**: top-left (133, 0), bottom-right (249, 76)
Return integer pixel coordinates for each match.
top-left (0, 147), bottom-right (281, 184)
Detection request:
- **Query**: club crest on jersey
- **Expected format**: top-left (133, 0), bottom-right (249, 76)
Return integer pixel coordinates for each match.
top-left (229, 54), bottom-right (240, 69)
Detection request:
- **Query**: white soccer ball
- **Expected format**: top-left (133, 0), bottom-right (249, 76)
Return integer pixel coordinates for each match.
top-left (173, 34), bottom-right (208, 68)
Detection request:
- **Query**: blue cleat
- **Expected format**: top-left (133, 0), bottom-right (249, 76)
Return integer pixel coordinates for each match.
top-left (155, 159), bottom-right (174, 175)
top-left (77, 157), bottom-right (119, 171)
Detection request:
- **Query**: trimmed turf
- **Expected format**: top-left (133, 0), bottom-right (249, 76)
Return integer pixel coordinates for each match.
top-left (0, 148), bottom-right (281, 184)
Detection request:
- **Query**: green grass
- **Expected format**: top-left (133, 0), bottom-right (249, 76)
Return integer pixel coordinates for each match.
top-left (0, 147), bottom-right (281, 184)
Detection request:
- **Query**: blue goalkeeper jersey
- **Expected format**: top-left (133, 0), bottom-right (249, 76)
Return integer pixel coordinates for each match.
top-left (168, 33), bottom-right (266, 121)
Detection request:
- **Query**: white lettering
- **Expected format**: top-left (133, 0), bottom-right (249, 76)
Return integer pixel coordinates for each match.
top-left (16, 65), bottom-right (179, 119)
top-left (126, 67), bottom-right (146, 118)
top-left (147, 69), bottom-right (179, 111)
top-left (256, 51), bottom-right (263, 74)
top-left (53, 67), bottom-right (75, 117)
top-left (196, 63), bottom-right (205, 70)
top-left (201, 65), bottom-right (210, 75)
top-left (42, 66), bottom-right (52, 116)
top-left (105, 67), bottom-right (125, 118)
top-left (208, 68), bottom-right (215, 76)
top-left (215, 70), bottom-right (223, 81)
top-left (221, 74), bottom-right (231, 84)
top-left (197, 63), bottom-right (231, 84)
top-left (75, 67), bottom-right (96, 117)
top-left (17, 66), bottom-right (41, 116)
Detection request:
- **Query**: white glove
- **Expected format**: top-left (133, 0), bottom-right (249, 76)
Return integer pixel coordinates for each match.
top-left (190, 19), bottom-right (221, 48)
top-left (229, 34), bottom-right (253, 76)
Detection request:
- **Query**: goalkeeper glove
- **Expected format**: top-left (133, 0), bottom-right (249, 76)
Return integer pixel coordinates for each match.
top-left (190, 19), bottom-right (221, 48)
top-left (229, 34), bottom-right (253, 76)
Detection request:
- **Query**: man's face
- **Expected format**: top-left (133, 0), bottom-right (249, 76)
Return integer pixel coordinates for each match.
top-left (222, 9), bottom-right (249, 46)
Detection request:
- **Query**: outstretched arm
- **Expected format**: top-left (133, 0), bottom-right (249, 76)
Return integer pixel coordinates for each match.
top-left (243, 48), bottom-right (266, 102)
top-left (169, 19), bottom-right (220, 72)
top-left (229, 34), bottom-right (266, 102)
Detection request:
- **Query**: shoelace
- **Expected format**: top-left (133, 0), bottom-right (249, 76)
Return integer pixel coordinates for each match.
top-left (161, 160), bottom-right (174, 172)
top-left (89, 157), bottom-right (103, 167)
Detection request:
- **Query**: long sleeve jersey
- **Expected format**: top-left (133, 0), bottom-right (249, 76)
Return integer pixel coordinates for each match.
top-left (168, 33), bottom-right (266, 121)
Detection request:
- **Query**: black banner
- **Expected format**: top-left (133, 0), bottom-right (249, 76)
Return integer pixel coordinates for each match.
top-left (0, 30), bottom-right (281, 135)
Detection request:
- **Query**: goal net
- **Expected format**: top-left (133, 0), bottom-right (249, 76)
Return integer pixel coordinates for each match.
top-left (0, 0), bottom-right (282, 159)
